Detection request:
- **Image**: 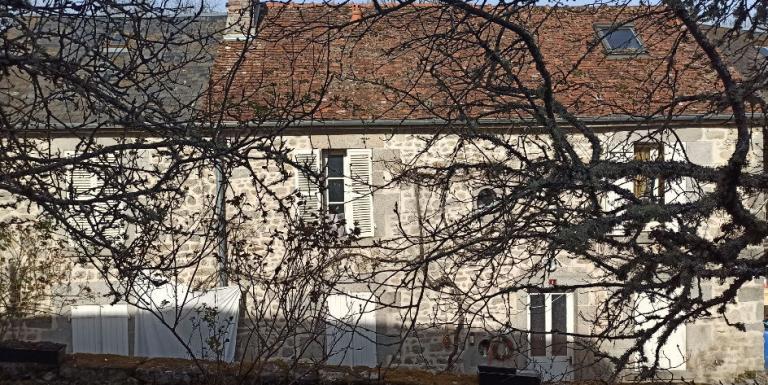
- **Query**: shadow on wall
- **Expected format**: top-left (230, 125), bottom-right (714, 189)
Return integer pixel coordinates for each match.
top-left (2, 290), bottom-right (685, 382)
top-left (233, 297), bottom-right (618, 382)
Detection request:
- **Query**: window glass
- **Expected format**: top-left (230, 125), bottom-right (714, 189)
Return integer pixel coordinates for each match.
top-left (600, 27), bottom-right (643, 51)
top-left (325, 153), bottom-right (345, 217)
top-left (103, 31), bottom-right (127, 53)
top-left (530, 294), bottom-right (546, 356)
top-left (759, 47), bottom-right (768, 58)
top-left (328, 179), bottom-right (344, 202)
top-left (326, 155), bottom-right (344, 177)
top-left (551, 294), bottom-right (568, 356)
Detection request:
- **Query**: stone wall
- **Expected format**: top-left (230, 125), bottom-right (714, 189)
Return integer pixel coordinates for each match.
top-left (0, 125), bottom-right (764, 383)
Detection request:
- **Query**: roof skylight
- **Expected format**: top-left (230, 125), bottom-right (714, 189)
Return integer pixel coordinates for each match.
top-left (597, 26), bottom-right (645, 54)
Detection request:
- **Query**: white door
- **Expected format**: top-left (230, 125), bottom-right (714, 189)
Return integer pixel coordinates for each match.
top-left (635, 293), bottom-right (686, 370)
top-left (526, 293), bottom-right (574, 381)
top-left (326, 293), bottom-right (377, 367)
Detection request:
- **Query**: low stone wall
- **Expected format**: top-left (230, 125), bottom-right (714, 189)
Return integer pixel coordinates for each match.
top-left (0, 353), bottom-right (479, 385)
top-left (2, 353), bottom-right (767, 384)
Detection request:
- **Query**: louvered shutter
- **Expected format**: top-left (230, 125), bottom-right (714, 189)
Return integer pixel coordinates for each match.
top-left (67, 151), bottom-right (97, 235)
top-left (294, 149), bottom-right (321, 223)
top-left (71, 168), bottom-right (95, 197)
top-left (604, 151), bottom-right (633, 235)
top-left (346, 149), bottom-right (374, 238)
top-left (67, 152), bottom-right (123, 240)
top-left (97, 154), bottom-right (122, 240)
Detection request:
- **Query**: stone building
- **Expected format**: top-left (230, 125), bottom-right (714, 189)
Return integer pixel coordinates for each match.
top-left (1, 4), bottom-right (766, 384)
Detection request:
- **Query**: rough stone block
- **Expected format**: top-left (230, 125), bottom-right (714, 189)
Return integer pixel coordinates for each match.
top-left (738, 286), bottom-right (763, 303)
top-left (685, 141), bottom-right (715, 165)
top-left (674, 128), bottom-right (703, 141)
top-left (24, 316), bottom-right (53, 329)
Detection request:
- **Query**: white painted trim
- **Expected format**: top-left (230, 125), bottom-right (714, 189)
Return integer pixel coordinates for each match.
top-left (103, 46), bottom-right (127, 54)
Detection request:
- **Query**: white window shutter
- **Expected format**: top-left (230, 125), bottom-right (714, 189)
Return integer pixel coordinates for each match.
top-left (606, 177), bottom-right (633, 234)
top-left (603, 151), bottom-right (633, 235)
top-left (664, 141), bottom-right (689, 205)
top-left (325, 293), bottom-right (377, 367)
top-left (66, 151), bottom-right (97, 198)
top-left (294, 149), bottom-right (321, 223)
top-left (72, 168), bottom-right (96, 197)
top-left (67, 152), bottom-right (123, 240)
top-left (346, 149), bottom-right (374, 238)
top-left (99, 154), bottom-right (124, 240)
top-left (67, 151), bottom-right (97, 235)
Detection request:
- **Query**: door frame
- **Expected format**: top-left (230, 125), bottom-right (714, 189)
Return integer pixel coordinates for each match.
top-left (525, 292), bottom-right (575, 379)
top-left (526, 292), bottom-right (575, 357)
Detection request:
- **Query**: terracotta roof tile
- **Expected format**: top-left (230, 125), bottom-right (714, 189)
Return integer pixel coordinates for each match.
top-left (210, 5), bottom-right (721, 122)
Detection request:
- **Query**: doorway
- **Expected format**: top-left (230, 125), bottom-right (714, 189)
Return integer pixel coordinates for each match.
top-left (325, 293), bottom-right (377, 367)
top-left (526, 293), bottom-right (574, 381)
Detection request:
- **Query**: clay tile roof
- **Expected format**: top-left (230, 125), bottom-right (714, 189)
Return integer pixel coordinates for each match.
top-left (210, 5), bottom-right (722, 123)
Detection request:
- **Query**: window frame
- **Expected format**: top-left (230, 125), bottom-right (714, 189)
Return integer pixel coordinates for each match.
top-left (322, 150), bottom-right (349, 221)
top-left (633, 142), bottom-right (664, 204)
top-left (294, 148), bottom-right (374, 238)
top-left (475, 187), bottom-right (499, 211)
top-left (595, 24), bottom-right (646, 56)
top-left (526, 292), bottom-right (574, 358)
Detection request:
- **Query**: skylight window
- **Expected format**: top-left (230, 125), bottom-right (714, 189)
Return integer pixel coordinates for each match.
top-left (597, 26), bottom-right (645, 54)
top-left (758, 47), bottom-right (768, 58)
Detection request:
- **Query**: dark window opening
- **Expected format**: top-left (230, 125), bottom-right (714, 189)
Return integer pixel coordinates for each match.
top-left (551, 294), bottom-right (568, 357)
top-left (478, 339), bottom-right (490, 357)
top-left (476, 188), bottom-right (498, 209)
top-left (529, 294), bottom-right (546, 356)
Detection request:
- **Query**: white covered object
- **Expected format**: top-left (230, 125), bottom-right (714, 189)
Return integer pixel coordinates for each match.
top-left (71, 304), bottom-right (129, 355)
top-left (134, 285), bottom-right (241, 362)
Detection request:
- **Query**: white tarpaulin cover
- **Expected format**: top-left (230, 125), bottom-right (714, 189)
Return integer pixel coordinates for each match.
top-left (134, 285), bottom-right (241, 362)
top-left (71, 304), bottom-right (129, 355)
